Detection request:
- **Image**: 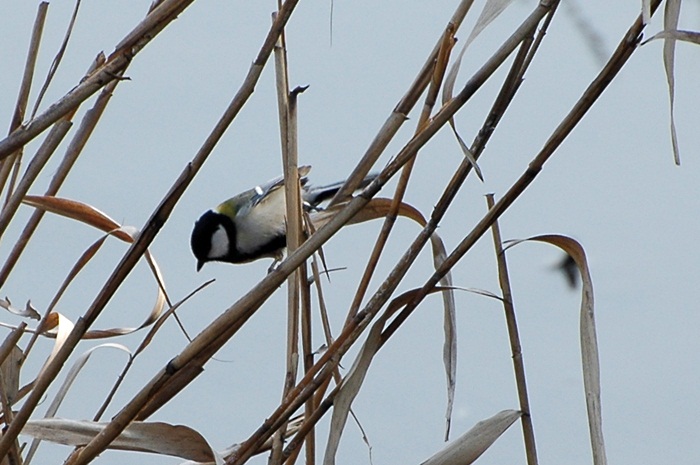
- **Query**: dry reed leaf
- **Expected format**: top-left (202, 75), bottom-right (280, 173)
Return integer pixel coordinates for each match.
top-left (35, 312), bottom-right (74, 381)
top-left (443, 0), bottom-right (516, 100)
top-left (45, 344), bottom-right (130, 419)
top-left (23, 195), bottom-right (132, 242)
top-left (323, 308), bottom-right (389, 465)
top-left (642, 0), bottom-right (652, 25)
top-left (315, 197), bottom-right (460, 439)
top-left (464, 0), bottom-right (516, 49)
top-left (505, 234), bottom-right (606, 465)
top-left (663, 0), bottom-right (681, 165)
top-left (24, 343), bottom-right (132, 464)
top-left (22, 418), bottom-right (221, 463)
top-left (82, 284), bottom-right (166, 339)
top-left (419, 409), bottom-right (521, 465)
top-left (643, 29), bottom-right (700, 45)
top-left (435, 234), bottom-right (458, 441)
top-left (134, 279), bottom-right (214, 357)
top-left (325, 283), bottom-right (474, 464)
top-left (22, 195), bottom-right (169, 338)
top-left (0, 297), bottom-right (40, 320)
top-left (440, 0), bottom-right (516, 181)
top-left (0, 345), bottom-right (23, 405)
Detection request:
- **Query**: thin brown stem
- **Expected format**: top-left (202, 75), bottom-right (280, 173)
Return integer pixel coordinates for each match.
top-left (0, 2), bottom-right (48, 201)
top-left (0, 0), bottom-right (196, 161)
top-left (487, 194), bottom-right (538, 465)
top-left (346, 23), bottom-right (456, 323)
top-left (0, 53), bottom-right (108, 290)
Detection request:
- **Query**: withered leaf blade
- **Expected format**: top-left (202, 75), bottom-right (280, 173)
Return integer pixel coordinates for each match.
top-left (22, 419), bottom-right (219, 462)
top-left (22, 195), bottom-right (134, 242)
top-left (0, 345), bottom-right (23, 405)
top-left (420, 410), bottom-right (521, 465)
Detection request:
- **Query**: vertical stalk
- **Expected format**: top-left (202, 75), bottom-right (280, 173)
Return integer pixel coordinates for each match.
top-left (486, 193), bottom-right (538, 465)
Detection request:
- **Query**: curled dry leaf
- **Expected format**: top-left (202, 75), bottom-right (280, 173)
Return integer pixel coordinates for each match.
top-left (0, 297), bottom-right (40, 320)
top-left (36, 312), bottom-right (74, 381)
top-left (505, 234), bottom-right (606, 465)
top-left (662, 0), bottom-right (682, 165)
top-left (642, 0), bottom-right (652, 25)
top-left (323, 308), bottom-right (390, 465)
top-left (21, 196), bottom-right (170, 338)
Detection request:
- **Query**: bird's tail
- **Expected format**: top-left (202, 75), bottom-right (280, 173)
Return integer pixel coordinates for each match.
top-left (304, 173), bottom-right (377, 207)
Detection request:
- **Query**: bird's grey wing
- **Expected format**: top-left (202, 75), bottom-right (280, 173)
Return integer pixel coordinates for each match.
top-left (250, 165), bottom-right (311, 207)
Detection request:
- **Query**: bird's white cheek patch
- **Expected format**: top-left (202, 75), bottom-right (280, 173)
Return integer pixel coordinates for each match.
top-left (208, 225), bottom-right (230, 259)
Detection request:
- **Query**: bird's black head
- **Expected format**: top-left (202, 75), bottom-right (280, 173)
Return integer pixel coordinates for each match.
top-left (191, 210), bottom-right (233, 271)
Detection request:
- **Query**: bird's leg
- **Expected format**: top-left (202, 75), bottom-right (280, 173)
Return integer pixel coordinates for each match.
top-left (267, 250), bottom-right (285, 274)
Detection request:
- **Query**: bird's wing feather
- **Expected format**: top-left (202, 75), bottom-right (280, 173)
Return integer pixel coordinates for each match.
top-left (250, 165), bottom-right (311, 208)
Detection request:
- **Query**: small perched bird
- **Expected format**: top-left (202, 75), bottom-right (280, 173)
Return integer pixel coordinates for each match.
top-left (191, 166), bottom-right (375, 271)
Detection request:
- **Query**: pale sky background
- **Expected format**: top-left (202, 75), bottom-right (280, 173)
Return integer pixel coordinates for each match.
top-left (1, 1), bottom-right (699, 464)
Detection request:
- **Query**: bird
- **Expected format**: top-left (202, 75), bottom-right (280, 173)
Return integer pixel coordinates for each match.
top-left (191, 166), bottom-right (376, 271)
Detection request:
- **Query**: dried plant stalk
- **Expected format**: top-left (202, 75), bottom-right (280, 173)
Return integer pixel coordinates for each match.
top-left (0, 2), bottom-right (48, 199)
top-left (487, 194), bottom-right (538, 465)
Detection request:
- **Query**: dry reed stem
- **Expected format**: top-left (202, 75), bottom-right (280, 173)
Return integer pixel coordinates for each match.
top-left (20, 4), bottom-right (303, 464)
top-left (218, 6), bottom-right (556, 463)
top-left (297, 271), bottom-right (315, 465)
top-left (0, 323), bottom-right (25, 464)
top-left (379, 0), bottom-right (554, 344)
top-left (380, 0), bottom-right (660, 394)
top-left (0, 0), bottom-right (196, 161)
top-left (346, 23), bottom-right (455, 322)
top-left (330, 0), bottom-right (476, 204)
top-left (268, 3), bottom-right (557, 456)
top-left (272, 16), bottom-right (301, 464)
top-left (0, 1), bottom-right (301, 461)
top-left (29, 0), bottom-right (82, 120)
top-left (0, 120), bottom-right (72, 238)
top-left (0, 2), bottom-right (48, 202)
top-left (486, 194), bottom-right (538, 465)
top-left (0, 53), bottom-right (107, 289)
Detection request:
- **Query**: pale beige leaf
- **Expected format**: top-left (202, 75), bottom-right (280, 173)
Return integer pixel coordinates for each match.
top-left (506, 234), bottom-right (606, 465)
top-left (430, 233), bottom-right (458, 440)
top-left (82, 284), bottom-right (166, 339)
top-left (641, 0), bottom-right (652, 25)
top-left (464, 0), bottom-right (516, 49)
top-left (643, 29), bottom-right (700, 45)
top-left (440, 0), bottom-right (514, 181)
top-left (22, 419), bottom-right (220, 463)
top-left (449, 122), bottom-right (484, 181)
top-left (443, 0), bottom-right (514, 103)
top-left (420, 410), bottom-right (521, 465)
top-left (36, 312), bottom-right (74, 380)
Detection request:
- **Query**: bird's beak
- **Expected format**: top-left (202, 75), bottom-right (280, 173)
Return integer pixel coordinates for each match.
top-left (196, 260), bottom-right (204, 272)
